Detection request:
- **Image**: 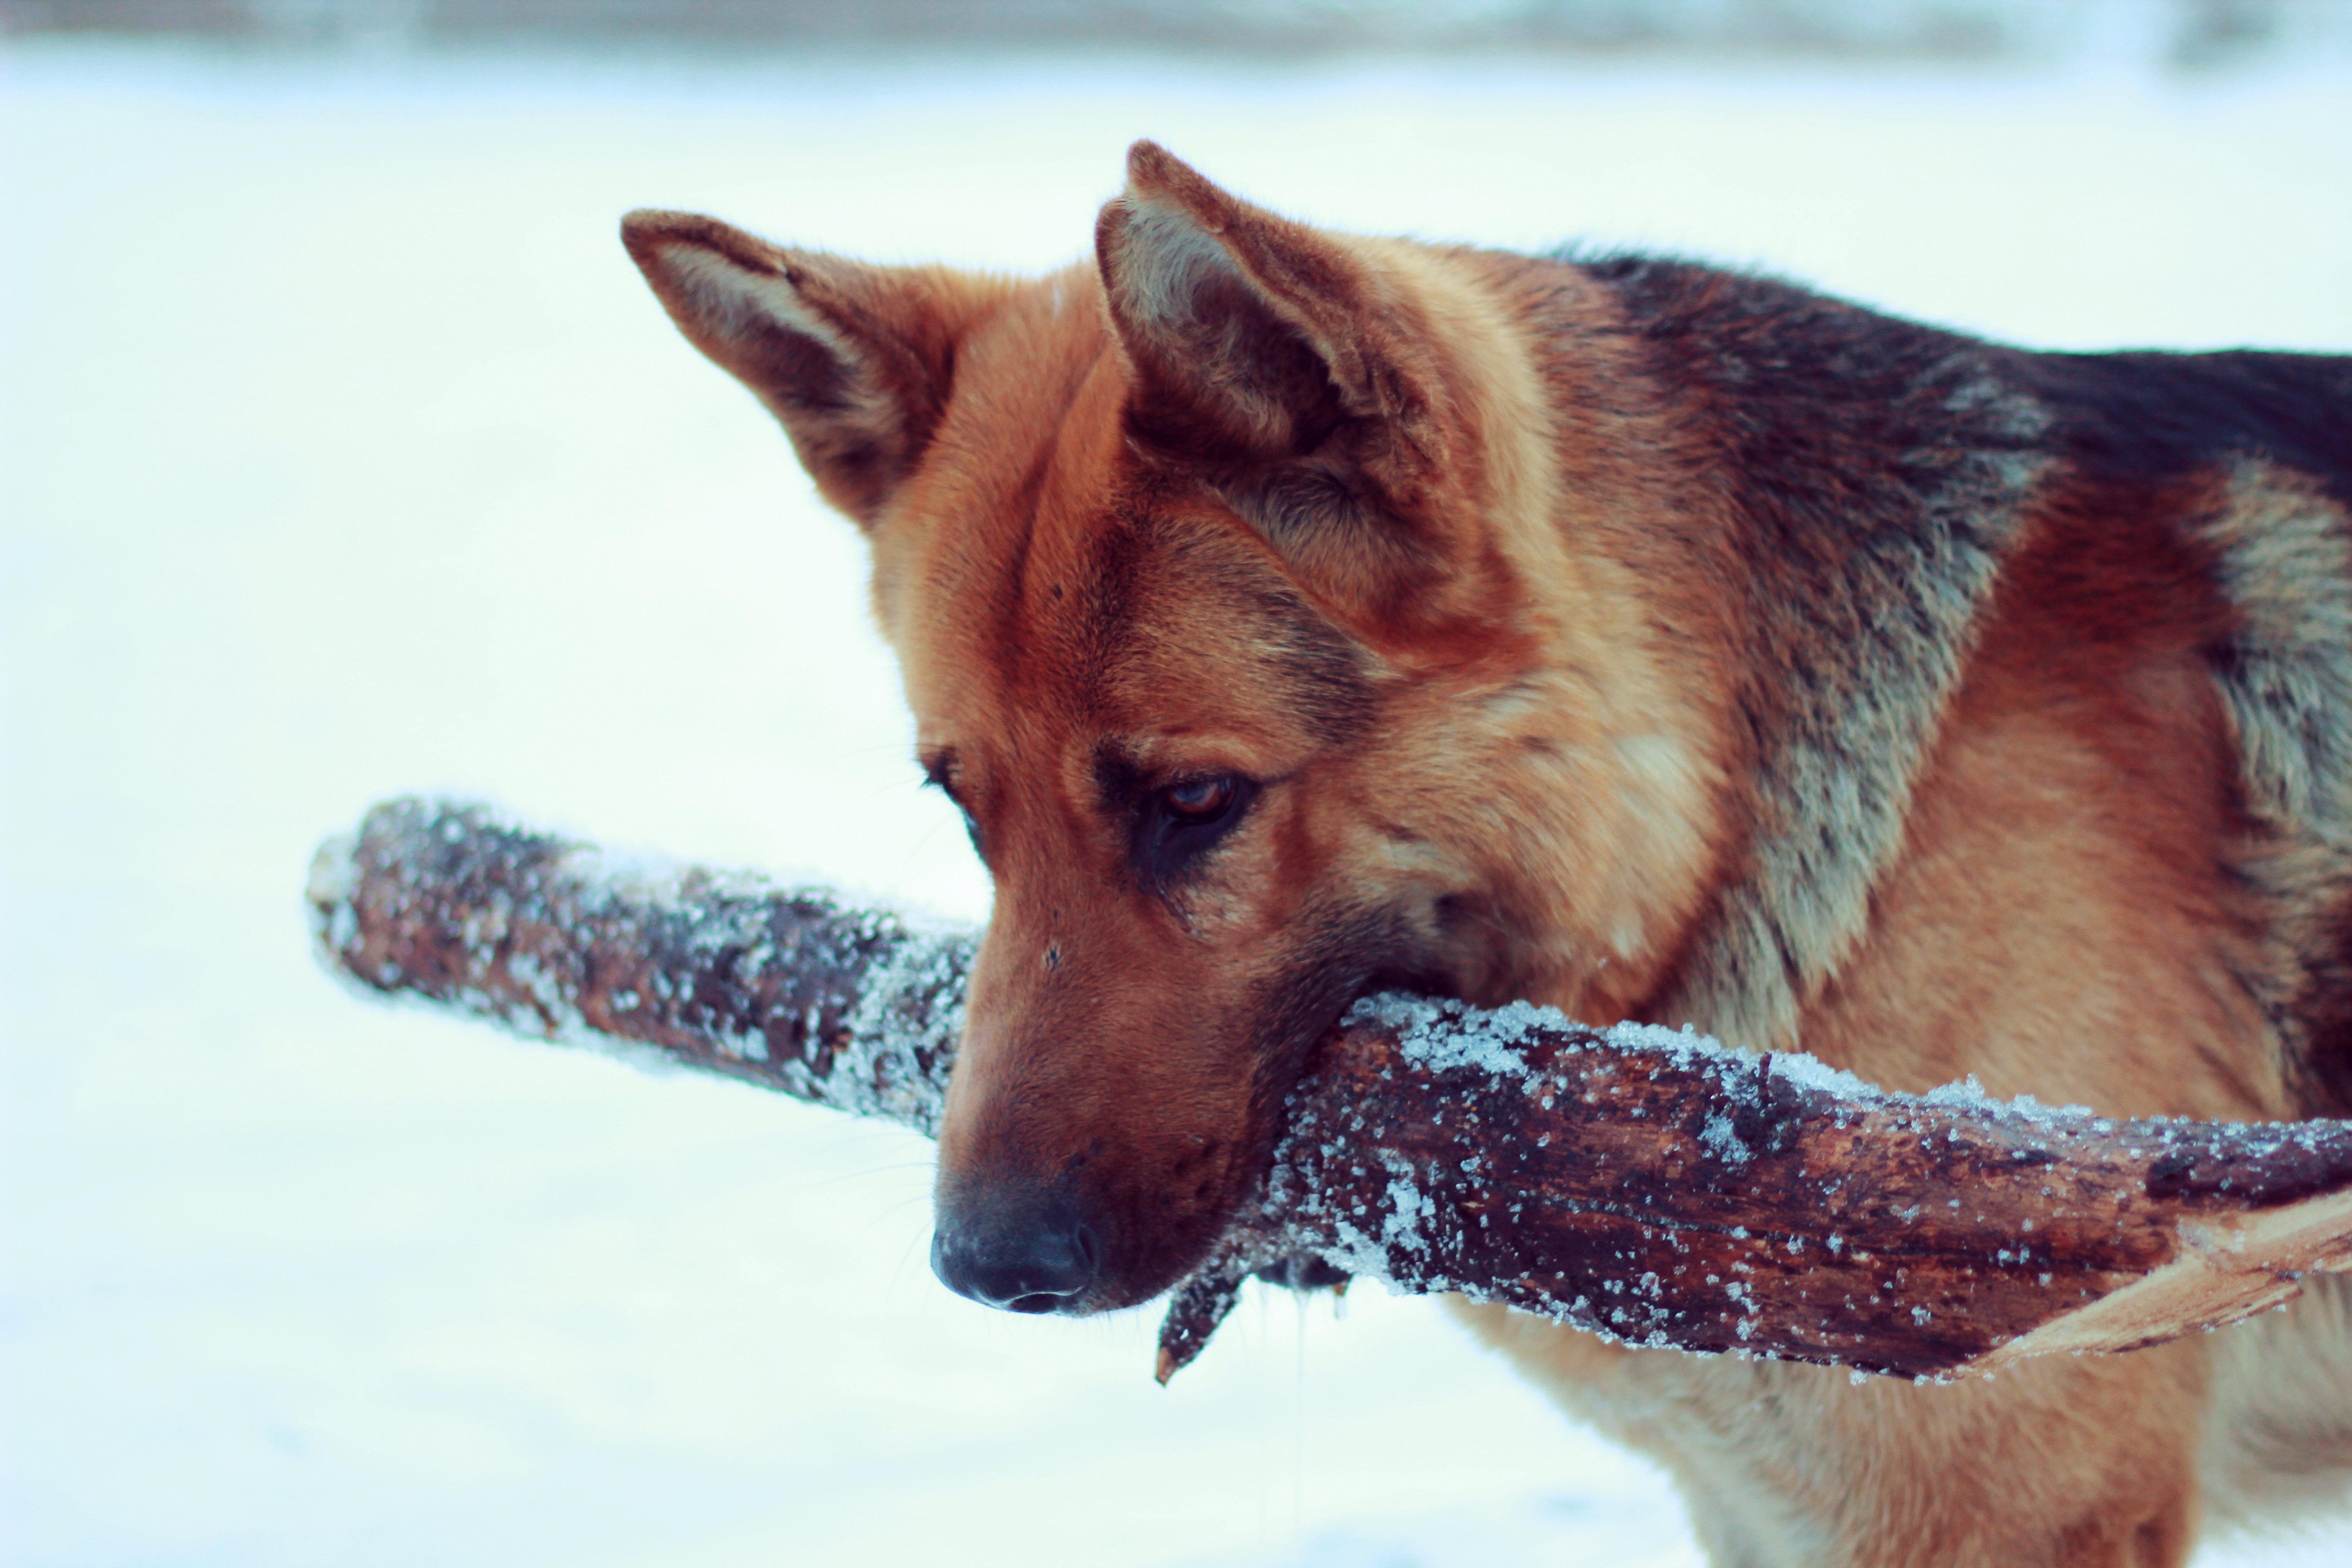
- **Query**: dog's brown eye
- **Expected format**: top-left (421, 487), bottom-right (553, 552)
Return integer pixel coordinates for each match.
top-left (1131, 773), bottom-right (1259, 895)
top-left (1161, 777), bottom-right (1235, 821)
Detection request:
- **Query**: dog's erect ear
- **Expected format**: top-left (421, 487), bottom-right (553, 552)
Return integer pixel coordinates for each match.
top-left (622, 210), bottom-right (981, 529)
top-left (1095, 142), bottom-right (1449, 543)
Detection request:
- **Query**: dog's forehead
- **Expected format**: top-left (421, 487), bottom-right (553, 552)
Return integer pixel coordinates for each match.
top-left (877, 306), bottom-right (1373, 773)
top-left (905, 488), bottom-right (1367, 757)
top-left (1080, 510), bottom-right (1373, 734)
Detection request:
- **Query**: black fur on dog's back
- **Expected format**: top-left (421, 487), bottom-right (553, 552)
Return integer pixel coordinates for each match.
top-left (2022, 348), bottom-right (2352, 508)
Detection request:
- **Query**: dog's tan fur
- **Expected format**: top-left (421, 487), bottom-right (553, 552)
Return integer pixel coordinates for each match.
top-left (624, 142), bottom-right (2352, 1565)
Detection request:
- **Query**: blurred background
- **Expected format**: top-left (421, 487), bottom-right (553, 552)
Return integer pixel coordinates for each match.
top-left (5, 3), bottom-right (2352, 1566)
top-left (7, 0), bottom-right (2352, 66)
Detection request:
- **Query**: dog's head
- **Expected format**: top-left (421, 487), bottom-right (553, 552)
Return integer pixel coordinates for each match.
top-left (624, 143), bottom-right (1723, 1313)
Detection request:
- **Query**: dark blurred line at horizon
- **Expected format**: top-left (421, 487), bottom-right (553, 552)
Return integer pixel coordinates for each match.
top-left (0, 0), bottom-right (2336, 70)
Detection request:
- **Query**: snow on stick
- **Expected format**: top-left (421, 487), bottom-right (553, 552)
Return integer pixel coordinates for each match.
top-left (310, 797), bottom-right (2352, 1386)
top-left (307, 797), bottom-right (969, 1134)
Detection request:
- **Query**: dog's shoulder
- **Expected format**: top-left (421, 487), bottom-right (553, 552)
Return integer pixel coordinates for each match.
top-left (1520, 249), bottom-right (2352, 1116)
top-left (1526, 254), bottom-right (2059, 1061)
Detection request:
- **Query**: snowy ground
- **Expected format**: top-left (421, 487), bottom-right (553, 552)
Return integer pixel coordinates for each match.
top-left (5, 33), bottom-right (2352, 1568)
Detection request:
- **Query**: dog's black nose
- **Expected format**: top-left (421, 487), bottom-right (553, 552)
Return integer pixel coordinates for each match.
top-left (930, 1199), bottom-right (1101, 1313)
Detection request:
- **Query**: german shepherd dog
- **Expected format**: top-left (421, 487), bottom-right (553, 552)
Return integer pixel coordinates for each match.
top-left (622, 142), bottom-right (2352, 1566)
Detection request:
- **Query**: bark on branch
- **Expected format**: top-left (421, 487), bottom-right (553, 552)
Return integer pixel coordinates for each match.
top-left (309, 797), bottom-right (2352, 1385)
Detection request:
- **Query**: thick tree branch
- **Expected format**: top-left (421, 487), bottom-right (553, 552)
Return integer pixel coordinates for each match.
top-left (310, 797), bottom-right (2352, 1385)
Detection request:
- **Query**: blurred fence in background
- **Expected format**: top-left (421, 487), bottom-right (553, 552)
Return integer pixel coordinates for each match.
top-left (3, 0), bottom-right (2347, 67)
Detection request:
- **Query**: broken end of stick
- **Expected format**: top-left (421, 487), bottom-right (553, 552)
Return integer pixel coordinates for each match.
top-left (306, 829), bottom-right (360, 912)
top-left (305, 797), bottom-right (501, 989)
top-left (1965, 1185), bottom-right (2352, 1377)
top-left (305, 827), bottom-right (367, 966)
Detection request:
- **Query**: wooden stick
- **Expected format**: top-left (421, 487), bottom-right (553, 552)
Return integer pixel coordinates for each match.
top-left (309, 796), bottom-right (2352, 1385)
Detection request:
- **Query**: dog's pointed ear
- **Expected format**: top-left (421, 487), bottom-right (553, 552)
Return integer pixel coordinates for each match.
top-left (622, 209), bottom-right (977, 529)
top-left (1096, 140), bottom-right (1446, 500)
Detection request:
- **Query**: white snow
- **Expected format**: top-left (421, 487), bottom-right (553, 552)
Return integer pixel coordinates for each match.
top-left (5, 28), bottom-right (2352, 1568)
